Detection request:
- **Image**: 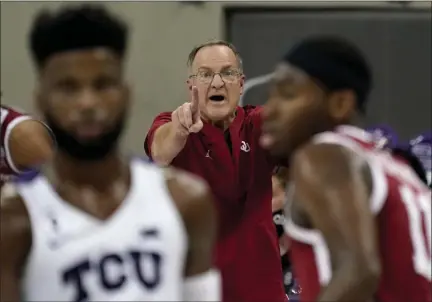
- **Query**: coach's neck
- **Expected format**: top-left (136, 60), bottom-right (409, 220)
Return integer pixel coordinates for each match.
top-left (202, 112), bottom-right (236, 131)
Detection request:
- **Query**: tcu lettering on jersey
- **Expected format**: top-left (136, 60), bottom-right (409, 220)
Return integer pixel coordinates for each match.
top-left (62, 235), bottom-right (162, 302)
top-left (18, 160), bottom-right (188, 302)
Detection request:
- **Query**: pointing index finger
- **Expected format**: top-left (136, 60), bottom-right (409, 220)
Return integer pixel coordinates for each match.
top-left (190, 86), bottom-right (199, 113)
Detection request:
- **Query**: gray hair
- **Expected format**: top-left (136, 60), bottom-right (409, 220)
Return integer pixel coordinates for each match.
top-left (187, 39), bottom-right (243, 71)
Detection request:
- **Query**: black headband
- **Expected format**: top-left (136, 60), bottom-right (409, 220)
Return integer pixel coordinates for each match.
top-left (284, 46), bottom-right (370, 110)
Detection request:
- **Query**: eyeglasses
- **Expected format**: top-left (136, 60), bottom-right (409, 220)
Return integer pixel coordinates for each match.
top-left (189, 69), bottom-right (242, 84)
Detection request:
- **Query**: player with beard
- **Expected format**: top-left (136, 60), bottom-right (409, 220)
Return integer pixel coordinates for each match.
top-left (0, 6), bottom-right (220, 302)
top-left (1, 100), bottom-right (54, 185)
top-left (260, 36), bottom-right (431, 302)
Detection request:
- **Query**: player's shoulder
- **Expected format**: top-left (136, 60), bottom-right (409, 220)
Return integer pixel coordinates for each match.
top-left (310, 125), bottom-right (377, 154)
top-left (163, 167), bottom-right (215, 222)
top-left (163, 166), bottom-right (210, 203)
top-left (133, 158), bottom-right (210, 201)
top-left (163, 166), bottom-right (216, 238)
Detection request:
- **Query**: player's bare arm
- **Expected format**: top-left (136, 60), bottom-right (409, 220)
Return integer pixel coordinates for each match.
top-left (290, 143), bottom-right (381, 302)
top-left (9, 119), bottom-right (54, 170)
top-left (164, 168), bottom-right (221, 301)
top-left (0, 186), bottom-right (32, 302)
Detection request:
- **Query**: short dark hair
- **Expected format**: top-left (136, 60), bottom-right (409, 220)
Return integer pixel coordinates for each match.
top-left (187, 39), bottom-right (243, 71)
top-left (310, 36), bottom-right (372, 90)
top-left (284, 36), bottom-right (372, 110)
top-left (29, 5), bottom-right (129, 69)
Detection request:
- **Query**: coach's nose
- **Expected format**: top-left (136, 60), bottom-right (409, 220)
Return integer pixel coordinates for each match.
top-left (211, 73), bottom-right (225, 89)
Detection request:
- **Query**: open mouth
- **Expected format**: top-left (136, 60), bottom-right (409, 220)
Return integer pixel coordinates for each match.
top-left (209, 95), bottom-right (225, 102)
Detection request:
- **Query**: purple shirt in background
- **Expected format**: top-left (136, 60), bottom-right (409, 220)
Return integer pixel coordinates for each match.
top-left (365, 124), bottom-right (399, 149)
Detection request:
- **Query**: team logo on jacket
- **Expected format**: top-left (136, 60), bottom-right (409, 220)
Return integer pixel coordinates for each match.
top-left (240, 141), bottom-right (250, 152)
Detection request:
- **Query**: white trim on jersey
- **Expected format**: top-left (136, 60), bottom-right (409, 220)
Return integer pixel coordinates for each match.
top-left (1, 107), bottom-right (9, 125)
top-left (285, 218), bottom-right (332, 285)
top-left (312, 131), bottom-right (389, 214)
top-left (4, 115), bottom-right (32, 173)
top-left (285, 129), bottom-right (390, 286)
top-left (337, 125), bottom-right (374, 142)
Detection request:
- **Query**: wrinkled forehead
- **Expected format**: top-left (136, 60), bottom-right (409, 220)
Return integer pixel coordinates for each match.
top-left (191, 45), bottom-right (239, 72)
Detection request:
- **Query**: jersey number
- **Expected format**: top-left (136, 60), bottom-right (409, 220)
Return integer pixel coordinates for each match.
top-left (400, 185), bottom-right (431, 280)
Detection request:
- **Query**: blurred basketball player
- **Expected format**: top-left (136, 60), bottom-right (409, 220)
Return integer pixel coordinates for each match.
top-left (0, 6), bottom-right (220, 302)
top-left (261, 36), bottom-right (431, 302)
top-left (1, 102), bottom-right (54, 184)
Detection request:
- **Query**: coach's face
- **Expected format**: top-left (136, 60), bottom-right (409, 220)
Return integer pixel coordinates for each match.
top-left (188, 45), bottom-right (244, 123)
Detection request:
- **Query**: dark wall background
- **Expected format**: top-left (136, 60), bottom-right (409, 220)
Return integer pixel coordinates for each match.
top-left (226, 7), bottom-right (431, 140)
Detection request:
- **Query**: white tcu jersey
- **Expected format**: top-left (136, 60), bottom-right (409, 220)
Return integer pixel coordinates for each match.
top-left (17, 159), bottom-right (188, 302)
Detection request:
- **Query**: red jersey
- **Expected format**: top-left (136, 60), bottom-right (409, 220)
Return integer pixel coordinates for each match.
top-left (1, 105), bottom-right (32, 182)
top-left (285, 125), bottom-right (431, 302)
top-left (145, 106), bottom-right (286, 302)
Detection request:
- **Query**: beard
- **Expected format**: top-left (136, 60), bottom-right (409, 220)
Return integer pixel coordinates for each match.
top-left (44, 112), bottom-right (126, 162)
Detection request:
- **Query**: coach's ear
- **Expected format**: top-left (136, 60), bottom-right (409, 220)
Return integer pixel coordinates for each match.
top-left (239, 73), bottom-right (245, 95)
top-left (328, 89), bottom-right (356, 123)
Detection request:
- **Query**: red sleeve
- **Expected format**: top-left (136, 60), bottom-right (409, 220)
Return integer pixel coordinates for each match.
top-left (1, 106), bottom-right (32, 174)
top-left (144, 112), bottom-right (172, 159)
